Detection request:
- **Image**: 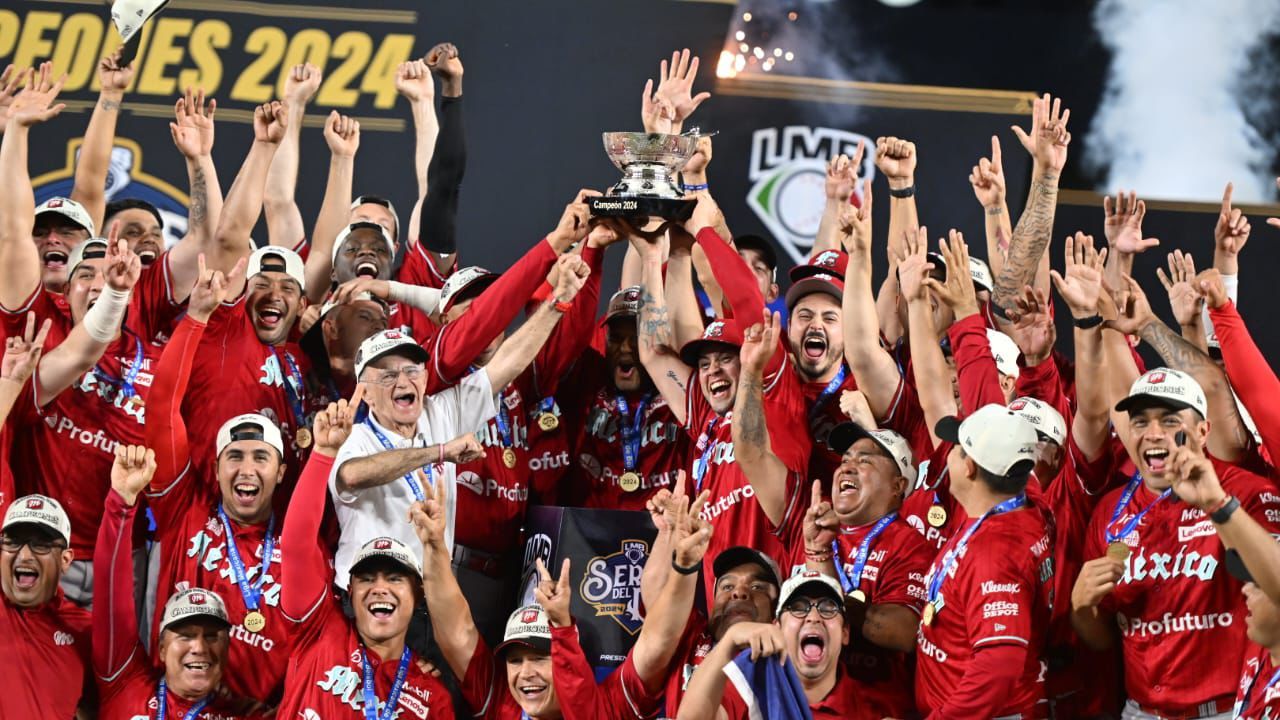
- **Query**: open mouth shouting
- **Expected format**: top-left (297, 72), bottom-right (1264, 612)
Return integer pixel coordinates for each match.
top-left (367, 599), bottom-right (397, 621)
top-left (516, 679), bottom-right (549, 704)
top-left (707, 377), bottom-right (732, 402)
top-left (135, 245), bottom-right (160, 267)
top-left (1142, 447), bottom-right (1169, 474)
top-left (355, 260), bottom-right (380, 278)
top-left (253, 301), bottom-right (288, 331)
top-left (798, 629), bottom-right (827, 665)
top-left (42, 249), bottom-right (68, 271)
top-left (801, 331), bottom-right (828, 361)
top-left (12, 563), bottom-right (40, 590)
top-left (231, 478), bottom-right (261, 506)
top-left (392, 389), bottom-right (419, 411)
top-left (614, 357), bottom-right (638, 382)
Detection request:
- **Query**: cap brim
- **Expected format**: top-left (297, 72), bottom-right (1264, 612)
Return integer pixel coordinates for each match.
top-left (785, 277), bottom-right (843, 311)
top-left (934, 416), bottom-right (963, 445)
top-left (679, 338), bottom-right (740, 368)
top-left (161, 613), bottom-right (232, 634)
top-left (826, 422), bottom-right (875, 456)
top-left (1113, 393), bottom-right (1198, 415)
top-left (735, 238), bottom-right (778, 270)
top-left (365, 343), bottom-right (430, 375)
top-left (494, 636), bottom-right (552, 657)
top-left (349, 553), bottom-right (422, 580)
top-left (443, 275), bottom-right (499, 313)
top-left (712, 546), bottom-right (781, 588)
top-left (1, 520), bottom-right (66, 545)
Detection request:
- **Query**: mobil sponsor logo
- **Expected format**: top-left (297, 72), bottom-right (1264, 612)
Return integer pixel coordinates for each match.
top-left (1116, 610), bottom-right (1234, 638)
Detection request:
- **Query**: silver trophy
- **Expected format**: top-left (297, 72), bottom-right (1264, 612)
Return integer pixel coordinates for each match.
top-left (589, 132), bottom-right (699, 220)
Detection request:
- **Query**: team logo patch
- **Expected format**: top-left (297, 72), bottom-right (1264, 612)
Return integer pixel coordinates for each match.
top-left (814, 250), bottom-right (840, 267)
top-left (374, 539), bottom-right (392, 550)
top-left (188, 592), bottom-right (207, 605)
top-left (746, 126), bottom-right (875, 265)
top-left (1148, 371), bottom-right (1167, 384)
top-left (25, 498), bottom-right (44, 509)
top-left (521, 609), bottom-right (540, 623)
top-left (1009, 399), bottom-right (1028, 411)
top-left (705, 321), bottom-right (725, 339)
top-left (579, 539), bottom-right (648, 635)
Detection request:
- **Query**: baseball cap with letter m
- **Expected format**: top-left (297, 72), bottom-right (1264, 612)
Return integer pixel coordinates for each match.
top-left (3, 494), bottom-right (72, 545)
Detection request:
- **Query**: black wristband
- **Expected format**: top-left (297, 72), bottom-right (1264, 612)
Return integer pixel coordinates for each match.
top-left (672, 553), bottom-right (703, 575)
top-left (1073, 314), bottom-right (1104, 329)
top-left (1210, 496), bottom-right (1240, 524)
top-left (888, 185), bottom-right (916, 199)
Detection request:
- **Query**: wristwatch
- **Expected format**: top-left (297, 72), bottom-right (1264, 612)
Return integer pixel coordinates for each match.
top-left (1209, 495), bottom-right (1240, 524)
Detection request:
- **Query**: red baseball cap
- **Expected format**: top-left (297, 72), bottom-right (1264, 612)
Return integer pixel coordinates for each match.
top-left (789, 249), bottom-right (848, 283)
top-left (679, 320), bottom-right (744, 366)
top-left (785, 272), bottom-right (845, 311)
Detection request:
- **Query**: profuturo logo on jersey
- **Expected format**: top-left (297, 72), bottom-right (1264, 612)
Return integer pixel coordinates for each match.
top-left (579, 539), bottom-right (648, 636)
top-left (746, 126), bottom-right (875, 265)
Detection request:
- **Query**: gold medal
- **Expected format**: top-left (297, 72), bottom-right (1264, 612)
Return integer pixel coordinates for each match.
top-left (1106, 541), bottom-right (1131, 561)
top-left (927, 505), bottom-right (947, 528)
top-left (619, 472), bottom-right (641, 493)
top-left (243, 610), bottom-right (266, 633)
top-left (922, 602), bottom-right (936, 626)
top-left (538, 413), bottom-right (559, 432)
top-left (503, 448), bottom-right (518, 469)
top-left (296, 428), bottom-right (312, 449)
top-left (849, 589), bottom-right (866, 604)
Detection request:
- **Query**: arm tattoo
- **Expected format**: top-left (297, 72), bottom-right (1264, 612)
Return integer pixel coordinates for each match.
top-left (1139, 318), bottom-right (1251, 448)
top-left (99, 98), bottom-right (121, 112)
top-left (985, 206), bottom-right (1005, 216)
top-left (666, 370), bottom-right (686, 392)
top-left (992, 173), bottom-right (1058, 309)
top-left (189, 166), bottom-right (208, 225)
top-left (737, 378), bottom-right (768, 448)
top-left (638, 290), bottom-right (673, 351)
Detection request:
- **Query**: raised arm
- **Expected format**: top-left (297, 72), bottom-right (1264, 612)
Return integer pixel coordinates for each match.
top-left (874, 136), bottom-right (919, 266)
top-left (303, 111), bottom-right (360, 303)
top-left (396, 57), bottom-right (437, 246)
top-left (1049, 233), bottom-right (1110, 460)
top-left (810, 149), bottom-right (861, 257)
top-left (901, 227), bottom-right (955, 446)
top-left (334, 434), bottom-right (481, 495)
top-left (991, 94), bottom-right (1070, 313)
top-left (635, 234), bottom-right (692, 425)
top-left (969, 136), bottom-right (1013, 280)
top-left (71, 52), bottom-right (133, 232)
top-left (667, 226), bottom-right (710, 349)
top-left (412, 44), bottom-right (465, 276)
top-left (485, 253), bottom-right (589, 390)
top-left (93, 445), bottom-right (156, 678)
top-left (730, 310), bottom-right (791, 526)
top-left (641, 49), bottom-right (710, 137)
top-left (411, 478), bottom-right (479, 679)
top-left (211, 101), bottom-right (286, 292)
top-left (0, 313), bottom-right (49, 427)
top-left (165, 88), bottom-right (224, 300)
top-left (1156, 250), bottom-right (1208, 354)
top-left (1202, 182), bottom-right (1248, 344)
top-left (263, 63), bottom-right (321, 249)
top-left (0, 64), bottom-right (65, 309)
top-left (1202, 271), bottom-right (1280, 464)
top-left (676, 622), bottom-right (784, 720)
top-left (930, 231), bottom-right (1006, 414)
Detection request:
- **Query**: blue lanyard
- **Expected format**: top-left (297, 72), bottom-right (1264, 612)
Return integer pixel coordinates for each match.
top-left (493, 393), bottom-right (514, 449)
top-left (93, 334), bottom-right (144, 398)
top-left (832, 513), bottom-right (897, 594)
top-left (361, 646), bottom-right (411, 720)
top-left (216, 505), bottom-right (274, 611)
top-left (808, 365), bottom-right (847, 421)
top-left (1237, 662), bottom-right (1280, 717)
top-left (926, 494), bottom-right (1027, 604)
top-left (1104, 473), bottom-right (1171, 545)
top-left (269, 347), bottom-right (306, 428)
top-left (615, 393), bottom-right (651, 472)
top-left (691, 417), bottom-right (720, 492)
top-left (156, 679), bottom-right (210, 720)
top-left (364, 417), bottom-right (431, 499)
top-left (537, 396), bottom-right (555, 416)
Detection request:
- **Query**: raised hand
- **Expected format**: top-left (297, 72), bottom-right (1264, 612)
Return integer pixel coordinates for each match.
top-left (425, 42), bottom-right (463, 96)
top-left (682, 191), bottom-right (724, 237)
top-left (1006, 286), bottom-right (1056, 364)
top-left (897, 226), bottom-right (934, 303)
top-left (838, 389), bottom-right (875, 427)
top-left (1049, 232), bottom-right (1107, 319)
top-left (3, 62), bottom-right (66, 127)
top-left (97, 49), bottom-right (135, 95)
top-left (670, 485), bottom-right (712, 568)
top-left (682, 135), bottom-right (713, 177)
top-left (1196, 268), bottom-right (1230, 310)
top-left (331, 276), bottom-right (391, 306)
top-left (1166, 442), bottom-right (1227, 511)
top-left (0, 65), bottom-right (25, 132)
top-left (646, 486), bottom-right (676, 534)
top-left (111, 444), bottom-right (157, 507)
top-left (646, 49), bottom-right (711, 132)
top-left (395, 58), bottom-right (434, 103)
top-left (283, 62), bottom-right (322, 107)
top-left (103, 224), bottom-right (142, 293)
top-left (874, 136), bottom-right (916, 185)
top-left (548, 189), bottom-right (601, 249)
top-left (825, 149), bottom-right (861, 203)
top-left (1011, 93), bottom-right (1070, 173)
top-left (1155, 250), bottom-right (1203, 328)
top-left (803, 480), bottom-right (837, 551)
top-left (1106, 274), bottom-right (1156, 336)
top-left (969, 135), bottom-right (1005, 208)
top-left (838, 178), bottom-right (874, 255)
top-left (313, 385), bottom-right (365, 457)
top-left (323, 110), bottom-right (360, 158)
top-left (1214, 182), bottom-right (1251, 258)
top-left (442, 433), bottom-right (485, 464)
top-left (534, 557), bottom-right (573, 628)
top-left (1103, 190), bottom-right (1158, 255)
top-left (253, 100), bottom-right (288, 144)
top-left (170, 87), bottom-right (216, 158)
top-left (923, 230), bottom-right (978, 318)
top-left (1071, 556), bottom-right (1123, 610)
top-left (740, 309), bottom-right (780, 379)
top-left (1, 313), bottom-right (51, 385)
top-left (409, 475), bottom-right (448, 549)
top-left (188, 254), bottom-right (244, 323)
top-left (551, 253), bottom-right (590, 305)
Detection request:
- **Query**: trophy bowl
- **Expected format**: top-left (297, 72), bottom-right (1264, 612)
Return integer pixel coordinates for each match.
top-left (589, 132), bottom-right (700, 221)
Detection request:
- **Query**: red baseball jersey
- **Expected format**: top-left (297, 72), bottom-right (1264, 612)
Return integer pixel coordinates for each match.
top-left (882, 343), bottom-right (941, 465)
top-left (276, 596), bottom-right (454, 720)
top-left (145, 467), bottom-right (294, 704)
top-left (801, 366), bottom-right (860, 492)
top-left (1084, 463), bottom-right (1280, 714)
top-left (900, 441), bottom-right (965, 552)
top-left (685, 351), bottom-right (811, 602)
top-left (721, 668), bottom-right (880, 719)
top-left (0, 592), bottom-right (91, 720)
top-left (664, 613), bottom-right (714, 719)
top-left (915, 503), bottom-right (1054, 717)
top-left (398, 241), bottom-right (451, 289)
top-left (787, 515), bottom-right (933, 717)
top-left (2, 291), bottom-right (157, 557)
top-left (563, 354), bottom-right (689, 511)
top-left (387, 300), bottom-right (438, 344)
top-left (98, 664), bottom-right (270, 720)
top-left (522, 393), bottom-right (574, 505)
top-left (1235, 643), bottom-right (1280, 719)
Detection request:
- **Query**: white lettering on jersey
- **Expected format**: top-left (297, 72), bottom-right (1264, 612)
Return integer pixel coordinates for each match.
top-left (699, 482), bottom-right (756, 523)
top-left (1121, 547), bottom-right (1219, 584)
top-left (316, 664), bottom-right (419, 718)
top-left (918, 629), bottom-right (949, 663)
top-left (53, 631), bottom-right (74, 646)
top-left (228, 623), bottom-right (275, 651)
top-left (983, 600), bottom-right (1020, 618)
top-left (44, 413), bottom-right (121, 454)
top-left (76, 370), bottom-right (147, 422)
top-left (1178, 519), bottom-right (1217, 542)
top-left (981, 581), bottom-right (1021, 595)
top-left (1116, 610), bottom-right (1234, 638)
top-left (527, 451), bottom-right (570, 472)
top-left (184, 528), bottom-right (282, 609)
top-left (257, 354), bottom-right (286, 388)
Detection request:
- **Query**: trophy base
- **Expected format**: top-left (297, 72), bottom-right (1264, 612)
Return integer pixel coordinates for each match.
top-left (588, 195), bottom-right (696, 221)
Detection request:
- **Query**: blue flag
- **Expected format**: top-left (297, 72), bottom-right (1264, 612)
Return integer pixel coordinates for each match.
top-left (722, 648), bottom-right (813, 720)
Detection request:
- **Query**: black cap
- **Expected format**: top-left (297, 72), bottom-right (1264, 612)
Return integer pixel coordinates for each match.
top-left (712, 546), bottom-right (782, 589)
top-left (734, 234), bottom-right (778, 271)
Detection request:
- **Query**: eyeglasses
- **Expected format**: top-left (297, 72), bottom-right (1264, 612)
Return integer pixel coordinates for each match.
top-left (369, 365), bottom-right (424, 387)
top-left (1, 536), bottom-right (66, 556)
top-left (782, 597), bottom-right (842, 619)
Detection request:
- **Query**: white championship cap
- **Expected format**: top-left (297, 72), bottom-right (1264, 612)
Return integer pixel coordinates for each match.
top-left (439, 266), bottom-right (498, 314)
top-left (1008, 396), bottom-right (1067, 446)
top-left (35, 196), bottom-right (96, 237)
top-left (66, 237), bottom-right (111, 277)
top-left (969, 256), bottom-right (994, 293)
top-left (349, 536), bottom-right (422, 578)
top-left (246, 246), bottom-right (306, 292)
top-left (331, 221), bottom-right (396, 265)
top-left (495, 604), bottom-right (553, 655)
top-left (3, 494), bottom-right (71, 545)
top-left (935, 404), bottom-right (1038, 477)
top-left (776, 570), bottom-right (843, 617)
top-left (160, 588), bottom-right (231, 633)
top-left (1114, 367), bottom-right (1208, 418)
top-left (215, 413), bottom-right (285, 457)
top-left (987, 329), bottom-right (1021, 379)
top-left (354, 328), bottom-right (429, 378)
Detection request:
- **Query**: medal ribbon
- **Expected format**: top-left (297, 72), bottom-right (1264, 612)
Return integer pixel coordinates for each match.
top-left (808, 364), bottom-right (847, 421)
top-left (926, 494), bottom-right (1027, 606)
top-left (831, 513), bottom-right (897, 594)
top-left (1235, 662), bottom-right (1280, 718)
top-left (494, 392), bottom-right (514, 450)
top-left (216, 505), bottom-right (274, 611)
top-left (691, 417), bottom-right (720, 492)
top-left (615, 393), bottom-right (651, 473)
top-left (364, 416), bottom-right (432, 499)
top-left (1104, 472), bottom-right (1171, 545)
top-left (536, 396), bottom-right (556, 418)
top-left (93, 334), bottom-right (144, 399)
top-left (269, 347), bottom-right (307, 431)
top-left (360, 646), bottom-right (412, 720)
top-left (156, 679), bottom-right (211, 720)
